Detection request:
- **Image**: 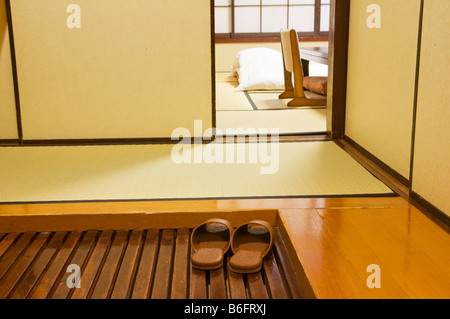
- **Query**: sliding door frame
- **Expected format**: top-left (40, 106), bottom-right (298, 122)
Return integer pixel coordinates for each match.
top-left (326, 0), bottom-right (350, 140)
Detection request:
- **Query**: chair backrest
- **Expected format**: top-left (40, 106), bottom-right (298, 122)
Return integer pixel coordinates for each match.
top-left (280, 29), bottom-right (300, 73)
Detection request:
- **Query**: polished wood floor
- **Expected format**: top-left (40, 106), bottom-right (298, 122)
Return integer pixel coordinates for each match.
top-left (279, 203), bottom-right (450, 299)
top-left (0, 196), bottom-right (448, 299)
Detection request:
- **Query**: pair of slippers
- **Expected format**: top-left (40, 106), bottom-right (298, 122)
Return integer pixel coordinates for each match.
top-left (191, 218), bottom-right (273, 274)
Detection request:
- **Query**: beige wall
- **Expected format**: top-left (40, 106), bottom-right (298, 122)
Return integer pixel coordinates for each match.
top-left (345, 0), bottom-right (421, 179)
top-left (412, 0), bottom-right (450, 216)
top-left (0, 1), bottom-right (18, 140)
top-left (346, 0), bottom-right (449, 215)
top-left (11, 0), bottom-right (212, 140)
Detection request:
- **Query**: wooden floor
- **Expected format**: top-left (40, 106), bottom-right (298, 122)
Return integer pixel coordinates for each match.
top-left (279, 204), bottom-right (450, 299)
top-left (0, 227), bottom-right (303, 299)
top-left (0, 196), bottom-right (448, 299)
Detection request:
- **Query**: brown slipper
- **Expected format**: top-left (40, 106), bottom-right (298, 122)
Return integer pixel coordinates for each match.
top-left (191, 218), bottom-right (233, 270)
top-left (228, 220), bottom-right (273, 274)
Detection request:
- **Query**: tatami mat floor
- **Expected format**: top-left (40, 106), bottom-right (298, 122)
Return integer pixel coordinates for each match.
top-left (0, 141), bottom-right (393, 203)
top-left (214, 72), bottom-right (327, 134)
top-left (216, 109), bottom-right (327, 135)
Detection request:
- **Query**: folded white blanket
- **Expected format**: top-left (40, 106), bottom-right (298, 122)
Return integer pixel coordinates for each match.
top-left (231, 47), bottom-right (285, 91)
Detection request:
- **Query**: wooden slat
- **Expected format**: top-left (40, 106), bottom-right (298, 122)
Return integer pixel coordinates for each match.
top-left (151, 229), bottom-right (174, 299)
top-left (170, 228), bottom-right (190, 299)
top-left (190, 268), bottom-right (207, 299)
top-left (226, 256), bottom-right (247, 299)
top-left (110, 229), bottom-right (144, 299)
top-left (70, 230), bottom-right (114, 299)
top-left (28, 231), bottom-right (82, 299)
top-left (90, 230), bottom-right (128, 299)
top-left (272, 229), bottom-right (307, 299)
top-left (8, 232), bottom-right (67, 299)
top-left (0, 233), bottom-right (20, 258)
top-left (130, 229), bottom-right (159, 299)
top-left (209, 267), bottom-right (227, 299)
top-left (0, 232), bottom-right (36, 279)
top-left (262, 250), bottom-right (288, 299)
top-left (50, 231), bottom-right (98, 299)
top-left (0, 227), bottom-right (302, 299)
top-left (0, 232), bottom-right (50, 298)
top-left (189, 243), bottom-right (207, 299)
top-left (246, 272), bottom-right (269, 299)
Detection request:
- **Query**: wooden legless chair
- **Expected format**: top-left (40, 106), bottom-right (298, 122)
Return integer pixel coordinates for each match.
top-left (279, 29), bottom-right (327, 107)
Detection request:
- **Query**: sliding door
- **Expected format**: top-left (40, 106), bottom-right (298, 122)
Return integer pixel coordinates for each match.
top-left (0, 1), bottom-right (18, 140)
top-left (411, 0), bottom-right (450, 215)
top-left (10, 0), bottom-right (213, 140)
top-left (345, 0), bottom-right (421, 179)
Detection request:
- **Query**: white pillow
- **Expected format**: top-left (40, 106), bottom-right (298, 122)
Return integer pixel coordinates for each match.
top-left (231, 47), bottom-right (285, 91)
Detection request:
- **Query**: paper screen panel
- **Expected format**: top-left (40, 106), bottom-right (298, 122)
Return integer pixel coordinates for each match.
top-left (0, 3), bottom-right (18, 140)
top-left (411, 0), bottom-right (450, 215)
top-left (345, 0), bottom-right (421, 179)
top-left (11, 0), bottom-right (212, 140)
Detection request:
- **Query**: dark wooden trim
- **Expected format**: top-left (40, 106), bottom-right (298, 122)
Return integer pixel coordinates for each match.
top-left (218, 1), bottom-right (329, 39)
top-left (326, 0), bottom-right (350, 139)
top-left (343, 135), bottom-right (410, 188)
top-left (336, 138), bottom-right (409, 200)
top-left (314, 0), bottom-right (321, 35)
top-left (231, 0), bottom-right (235, 34)
top-left (232, 32), bottom-right (318, 38)
top-left (214, 134), bottom-right (330, 144)
top-left (337, 136), bottom-right (450, 232)
top-left (5, 0), bottom-right (23, 144)
top-left (0, 139), bottom-right (20, 145)
top-left (218, 131), bottom-right (329, 138)
top-left (21, 138), bottom-right (199, 146)
top-left (0, 193), bottom-right (397, 207)
top-left (215, 36), bottom-right (329, 43)
top-left (19, 134), bottom-right (330, 147)
top-left (410, 192), bottom-right (450, 230)
top-left (408, 0), bottom-right (424, 187)
top-left (211, 0), bottom-right (216, 131)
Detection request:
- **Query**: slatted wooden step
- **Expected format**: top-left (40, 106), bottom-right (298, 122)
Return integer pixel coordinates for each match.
top-left (0, 228), bottom-right (304, 299)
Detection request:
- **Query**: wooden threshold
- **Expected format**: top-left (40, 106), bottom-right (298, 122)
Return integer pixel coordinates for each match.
top-left (0, 197), bottom-right (409, 233)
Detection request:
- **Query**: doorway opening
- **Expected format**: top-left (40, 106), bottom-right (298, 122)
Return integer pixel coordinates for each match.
top-left (213, 0), bottom-right (332, 138)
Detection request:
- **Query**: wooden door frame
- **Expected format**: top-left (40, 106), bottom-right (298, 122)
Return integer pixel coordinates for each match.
top-left (326, 0), bottom-right (350, 140)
